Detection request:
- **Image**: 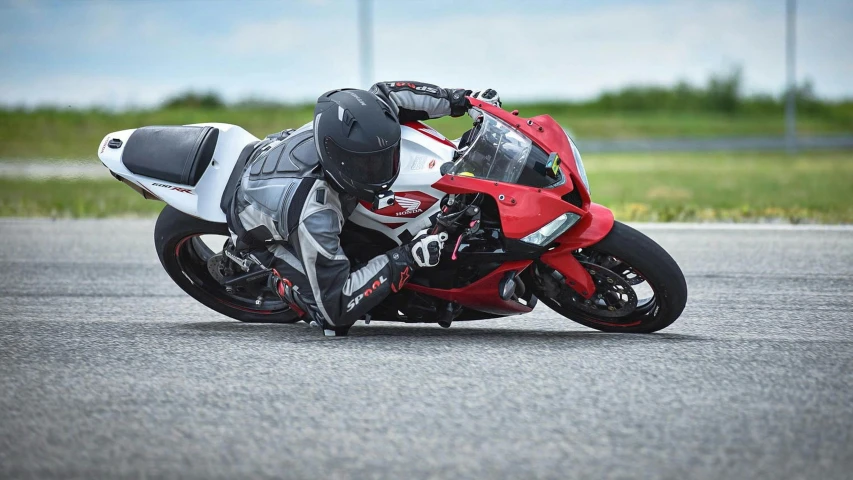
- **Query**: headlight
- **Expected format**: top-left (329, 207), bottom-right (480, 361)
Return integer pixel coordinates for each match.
top-left (566, 134), bottom-right (590, 194)
top-left (521, 213), bottom-right (581, 246)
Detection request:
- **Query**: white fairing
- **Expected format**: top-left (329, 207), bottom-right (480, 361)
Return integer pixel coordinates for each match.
top-left (348, 124), bottom-right (456, 244)
top-left (98, 122), bottom-right (455, 243)
top-left (97, 123), bottom-right (259, 222)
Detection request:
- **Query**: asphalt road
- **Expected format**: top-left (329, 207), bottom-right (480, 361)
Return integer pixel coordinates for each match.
top-left (1, 219), bottom-right (851, 479)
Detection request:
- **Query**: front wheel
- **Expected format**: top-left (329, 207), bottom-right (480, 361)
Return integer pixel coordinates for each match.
top-left (526, 221), bottom-right (687, 333)
top-left (154, 205), bottom-right (300, 323)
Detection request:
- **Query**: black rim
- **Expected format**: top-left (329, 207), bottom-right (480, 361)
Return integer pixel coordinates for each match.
top-left (544, 248), bottom-right (659, 328)
top-left (174, 235), bottom-right (290, 315)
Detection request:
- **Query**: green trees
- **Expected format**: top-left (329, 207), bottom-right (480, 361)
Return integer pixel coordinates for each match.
top-left (161, 91), bottom-right (224, 109)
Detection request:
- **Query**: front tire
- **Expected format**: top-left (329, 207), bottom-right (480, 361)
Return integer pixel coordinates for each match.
top-left (154, 205), bottom-right (300, 323)
top-left (528, 221), bottom-right (687, 333)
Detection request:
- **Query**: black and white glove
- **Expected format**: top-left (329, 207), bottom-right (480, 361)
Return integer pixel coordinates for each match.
top-left (468, 89), bottom-right (501, 120)
top-left (473, 89), bottom-right (501, 106)
top-left (383, 232), bottom-right (449, 293)
top-left (409, 232), bottom-right (449, 269)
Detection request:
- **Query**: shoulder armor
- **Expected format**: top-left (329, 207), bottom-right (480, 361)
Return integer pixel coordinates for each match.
top-left (247, 130), bottom-right (321, 180)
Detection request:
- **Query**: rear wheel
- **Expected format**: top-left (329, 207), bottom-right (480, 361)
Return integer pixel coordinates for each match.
top-left (154, 205), bottom-right (300, 323)
top-left (527, 221), bottom-right (687, 333)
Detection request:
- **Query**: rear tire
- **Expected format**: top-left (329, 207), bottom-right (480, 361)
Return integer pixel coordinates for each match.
top-left (529, 221), bottom-right (687, 333)
top-left (154, 205), bottom-right (300, 323)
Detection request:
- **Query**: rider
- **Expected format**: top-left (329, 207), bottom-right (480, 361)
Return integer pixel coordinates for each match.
top-left (225, 81), bottom-right (501, 337)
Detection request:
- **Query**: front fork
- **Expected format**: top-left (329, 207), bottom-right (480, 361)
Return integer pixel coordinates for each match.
top-left (538, 203), bottom-right (615, 300)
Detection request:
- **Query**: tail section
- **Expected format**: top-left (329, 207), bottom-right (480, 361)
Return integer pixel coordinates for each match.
top-left (97, 123), bottom-right (260, 222)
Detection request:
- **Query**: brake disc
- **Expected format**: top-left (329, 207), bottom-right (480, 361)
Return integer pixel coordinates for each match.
top-left (206, 253), bottom-right (234, 284)
top-left (595, 254), bottom-right (644, 285)
top-left (570, 262), bottom-right (638, 318)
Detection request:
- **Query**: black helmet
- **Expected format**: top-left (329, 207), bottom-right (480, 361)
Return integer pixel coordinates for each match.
top-left (313, 89), bottom-right (401, 202)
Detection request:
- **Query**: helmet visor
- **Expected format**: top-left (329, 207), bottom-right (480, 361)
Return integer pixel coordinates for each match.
top-left (323, 138), bottom-right (401, 187)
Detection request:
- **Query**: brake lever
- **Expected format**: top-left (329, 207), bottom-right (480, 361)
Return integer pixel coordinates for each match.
top-left (450, 235), bottom-right (463, 261)
top-left (450, 210), bottom-right (482, 261)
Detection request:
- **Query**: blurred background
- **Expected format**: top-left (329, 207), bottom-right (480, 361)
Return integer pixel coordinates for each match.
top-left (1, 0), bottom-right (851, 222)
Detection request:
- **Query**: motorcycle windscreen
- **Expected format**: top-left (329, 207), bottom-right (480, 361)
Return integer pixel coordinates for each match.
top-left (450, 113), bottom-right (532, 183)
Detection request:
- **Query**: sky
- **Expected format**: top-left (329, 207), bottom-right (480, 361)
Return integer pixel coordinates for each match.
top-left (0, 0), bottom-right (851, 108)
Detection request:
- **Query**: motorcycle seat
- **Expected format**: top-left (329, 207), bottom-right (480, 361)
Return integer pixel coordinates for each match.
top-left (122, 125), bottom-right (219, 186)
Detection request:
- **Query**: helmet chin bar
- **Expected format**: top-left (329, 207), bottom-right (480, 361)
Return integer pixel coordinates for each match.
top-left (372, 191), bottom-right (396, 210)
top-left (322, 169), bottom-right (346, 193)
top-left (322, 161), bottom-right (396, 210)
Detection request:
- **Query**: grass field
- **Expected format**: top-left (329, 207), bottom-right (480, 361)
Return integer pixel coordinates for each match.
top-left (0, 177), bottom-right (164, 218)
top-left (2, 151), bottom-right (851, 222)
top-left (2, 105), bottom-right (852, 160)
top-left (585, 150), bottom-right (853, 223)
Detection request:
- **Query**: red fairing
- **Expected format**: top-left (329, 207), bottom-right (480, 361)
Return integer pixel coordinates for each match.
top-left (539, 203), bottom-right (615, 299)
top-left (404, 121), bottom-right (457, 149)
top-left (466, 98), bottom-right (591, 207)
top-left (405, 260), bottom-right (534, 315)
top-left (415, 101), bottom-right (616, 311)
top-left (430, 98), bottom-right (600, 239)
top-left (431, 100), bottom-right (615, 300)
top-left (433, 174), bottom-right (583, 239)
top-left (547, 203), bottom-right (615, 251)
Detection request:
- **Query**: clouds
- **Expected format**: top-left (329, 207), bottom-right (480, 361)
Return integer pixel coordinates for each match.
top-left (0, 74), bottom-right (191, 109)
top-left (373, 1), bottom-right (845, 99)
top-left (0, 0), bottom-right (850, 108)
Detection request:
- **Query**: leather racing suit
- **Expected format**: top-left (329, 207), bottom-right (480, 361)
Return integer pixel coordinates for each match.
top-left (225, 81), bottom-right (471, 331)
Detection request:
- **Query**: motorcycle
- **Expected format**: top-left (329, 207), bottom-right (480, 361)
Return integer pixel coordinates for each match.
top-left (97, 99), bottom-right (687, 333)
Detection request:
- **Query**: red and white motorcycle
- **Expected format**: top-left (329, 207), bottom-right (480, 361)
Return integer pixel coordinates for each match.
top-left (98, 99), bottom-right (687, 332)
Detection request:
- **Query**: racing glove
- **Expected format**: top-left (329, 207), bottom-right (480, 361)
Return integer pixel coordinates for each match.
top-left (409, 232), bottom-right (449, 269)
top-left (384, 232), bottom-right (448, 293)
top-left (469, 89), bottom-right (501, 120)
